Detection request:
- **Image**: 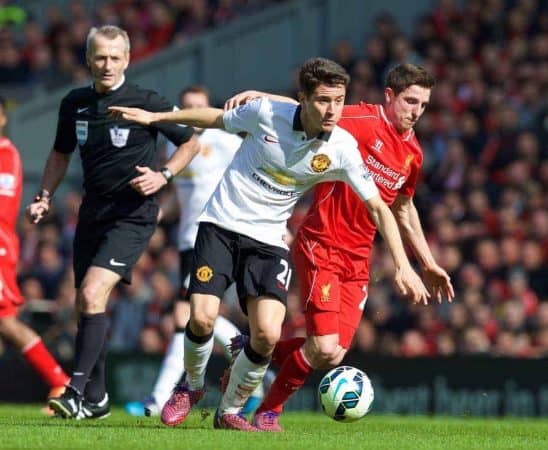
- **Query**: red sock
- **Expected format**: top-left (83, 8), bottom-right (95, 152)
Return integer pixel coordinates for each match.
top-left (257, 347), bottom-right (313, 414)
top-left (272, 337), bottom-right (306, 367)
top-left (22, 338), bottom-right (70, 387)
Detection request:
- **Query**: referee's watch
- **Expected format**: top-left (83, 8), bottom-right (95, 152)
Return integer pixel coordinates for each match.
top-left (160, 167), bottom-right (174, 183)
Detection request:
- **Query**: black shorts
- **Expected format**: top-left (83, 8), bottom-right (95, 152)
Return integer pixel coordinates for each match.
top-left (73, 198), bottom-right (158, 288)
top-left (188, 222), bottom-right (292, 314)
top-left (177, 249), bottom-right (193, 300)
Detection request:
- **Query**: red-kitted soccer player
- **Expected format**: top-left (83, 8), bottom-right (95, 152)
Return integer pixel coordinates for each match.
top-left (0, 96), bottom-right (69, 413)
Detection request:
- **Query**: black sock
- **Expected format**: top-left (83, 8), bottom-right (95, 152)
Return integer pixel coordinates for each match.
top-left (84, 341), bottom-right (108, 403)
top-left (70, 312), bottom-right (108, 396)
top-left (243, 340), bottom-right (271, 365)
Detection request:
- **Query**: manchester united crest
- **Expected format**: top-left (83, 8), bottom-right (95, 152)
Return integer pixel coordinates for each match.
top-left (196, 265), bottom-right (213, 282)
top-left (310, 154), bottom-right (331, 173)
top-left (200, 143), bottom-right (212, 157)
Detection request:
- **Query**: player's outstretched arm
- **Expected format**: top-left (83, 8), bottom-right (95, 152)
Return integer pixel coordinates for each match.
top-left (391, 194), bottom-right (455, 303)
top-left (26, 150), bottom-right (72, 224)
top-left (224, 90), bottom-right (298, 110)
top-left (364, 194), bottom-right (430, 305)
top-left (109, 106), bottom-right (226, 129)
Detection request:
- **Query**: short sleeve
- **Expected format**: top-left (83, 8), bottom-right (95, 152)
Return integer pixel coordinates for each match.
top-left (53, 95), bottom-right (77, 153)
top-left (339, 144), bottom-right (378, 201)
top-left (222, 97), bottom-right (264, 135)
top-left (144, 91), bottom-right (194, 146)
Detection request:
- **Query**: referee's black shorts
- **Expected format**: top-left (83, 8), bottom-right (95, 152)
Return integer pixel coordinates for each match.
top-left (73, 198), bottom-right (158, 288)
top-left (188, 222), bottom-right (292, 314)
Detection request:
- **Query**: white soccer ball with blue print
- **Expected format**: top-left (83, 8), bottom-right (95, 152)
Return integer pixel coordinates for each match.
top-left (318, 365), bottom-right (374, 422)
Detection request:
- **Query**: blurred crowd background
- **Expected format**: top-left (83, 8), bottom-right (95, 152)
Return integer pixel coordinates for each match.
top-left (0, 0), bottom-right (546, 362)
top-left (0, 0), bottom-right (290, 102)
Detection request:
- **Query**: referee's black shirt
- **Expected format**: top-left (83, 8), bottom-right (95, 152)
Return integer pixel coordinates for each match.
top-left (54, 81), bottom-right (194, 203)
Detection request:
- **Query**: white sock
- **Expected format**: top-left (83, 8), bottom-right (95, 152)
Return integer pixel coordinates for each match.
top-left (212, 314), bottom-right (264, 399)
top-left (151, 331), bottom-right (185, 408)
top-left (213, 315), bottom-right (240, 360)
top-left (184, 333), bottom-right (214, 391)
top-left (151, 316), bottom-right (239, 406)
top-left (218, 350), bottom-right (268, 414)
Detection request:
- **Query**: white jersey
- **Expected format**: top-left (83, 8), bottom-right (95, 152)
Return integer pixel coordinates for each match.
top-left (167, 128), bottom-right (241, 250)
top-left (199, 97), bottom-right (379, 249)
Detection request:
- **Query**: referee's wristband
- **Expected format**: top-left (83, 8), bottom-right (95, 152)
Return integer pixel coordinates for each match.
top-left (34, 189), bottom-right (51, 203)
top-left (160, 167), bottom-right (174, 183)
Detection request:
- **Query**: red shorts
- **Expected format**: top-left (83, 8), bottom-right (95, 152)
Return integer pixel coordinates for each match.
top-left (292, 234), bottom-right (369, 348)
top-left (0, 262), bottom-right (24, 318)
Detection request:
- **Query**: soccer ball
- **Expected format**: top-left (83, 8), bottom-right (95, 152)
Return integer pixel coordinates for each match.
top-left (318, 366), bottom-right (374, 422)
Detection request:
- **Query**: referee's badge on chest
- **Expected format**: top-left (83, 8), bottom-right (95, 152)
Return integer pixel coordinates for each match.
top-left (76, 120), bottom-right (88, 145)
top-left (109, 126), bottom-right (130, 148)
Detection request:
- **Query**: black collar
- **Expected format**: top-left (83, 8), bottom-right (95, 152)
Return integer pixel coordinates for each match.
top-left (292, 105), bottom-right (332, 142)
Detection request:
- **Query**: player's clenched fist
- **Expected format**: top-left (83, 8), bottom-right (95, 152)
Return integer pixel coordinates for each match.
top-left (26, 189), bottom-right (51, 224)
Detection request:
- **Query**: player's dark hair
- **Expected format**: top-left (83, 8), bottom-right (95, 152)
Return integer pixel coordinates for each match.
top-left (299, 57), bottom-right (350, 97)
top-left (0, 96), bottom-right (5, 112)
top-left (385, 63), bottom-right (435, 96)
top-left (178, 85), bottom-right (210, 103)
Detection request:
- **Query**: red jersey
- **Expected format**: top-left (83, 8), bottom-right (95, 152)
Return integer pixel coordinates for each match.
top-left (0, 136), bottom-right (22, 261)
top-left (298, 103), bottom-right (423, 261)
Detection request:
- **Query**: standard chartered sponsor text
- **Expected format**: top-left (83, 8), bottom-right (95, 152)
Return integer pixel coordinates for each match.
top-left (363, 155), bottom-right (407, 190)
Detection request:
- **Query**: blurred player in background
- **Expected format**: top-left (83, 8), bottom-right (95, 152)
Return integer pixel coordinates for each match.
top-left (225, 63), bottom-right (455, 431)
top-left (0, 96), bottom-right (70, 415)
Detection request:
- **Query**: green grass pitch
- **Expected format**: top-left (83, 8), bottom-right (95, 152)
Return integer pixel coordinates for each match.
top-left (0, 404), bottom-right (547, 450)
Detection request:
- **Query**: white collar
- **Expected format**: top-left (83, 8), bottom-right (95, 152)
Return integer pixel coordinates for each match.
top-left (92, 75), bottom-right (126, 93)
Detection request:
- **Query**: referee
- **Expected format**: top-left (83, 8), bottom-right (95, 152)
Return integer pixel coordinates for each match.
top-left (26, 25), bottom-right (198, 419)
